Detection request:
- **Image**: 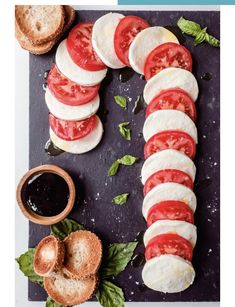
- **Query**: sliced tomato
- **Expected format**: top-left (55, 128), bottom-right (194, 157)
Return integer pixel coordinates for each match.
top-left (144, 42), bottom-right (192, 80)
top-left (47, 65), bottom-right (100, 106)
top-left (49, 113), bottom-right (96, 141)
top-left (145, 233), bottom-right (193, 261)
top-left (67, 22), bottom-right (106, 71)
top-left (147, 201), bottom-right (194, 227)
top-left (144, 169), bottom-right (193, 196)
top-left (144, 130), bottom-right (196, 159)
top-left (146, 88), bottom-right (196, 121)
top-left (114, 16), bottom-right (149, 66)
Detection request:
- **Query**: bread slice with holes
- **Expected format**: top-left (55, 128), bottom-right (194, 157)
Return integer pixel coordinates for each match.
top-left (44, 270), bottom-right (99, 305)
top-left (15, 5), bottom-right (65, 45)
top-left (63, 230), bottom-right (102, 279)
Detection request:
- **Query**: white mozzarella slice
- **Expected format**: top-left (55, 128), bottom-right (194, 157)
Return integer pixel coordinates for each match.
top-left (92, 12), bottom-right (125, 69)
top-left (45, 88), bottom-right (100, 121)
top-left (129, 27), bottom-right (179, 74)
top-left (50, 115), bottom-right (103, 154)
top-left (143, 220), bottom-right (197, 248)
top-left (143, 67), bottom-right (199, 103)
top-left (143, 110), bottom-right (198, 143)
top-left (56, 40), bottom-right (107, 86)
top-left (142, 182), bottom-right (197, 220)
top-left (142, 255), bottom-right (195, 293)
top-left (141, 149), bottom-right (196, 185)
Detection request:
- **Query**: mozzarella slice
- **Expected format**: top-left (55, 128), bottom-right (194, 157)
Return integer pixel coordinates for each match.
top-left (143, 67), bottom-right (199, 103)
top-left (56, 40), bottom-right (107, 86)
top-left (141, 149), bottom-right (196, 184)
top-left (45, 88), bottom-right (100, 121)
top-left (50, 115), bottom-right (103, 154)
top-left (92, 13), bottom-right (125, 69)
top-left (143, 110), bottom-right (198, 143)
top-left (144, 220), bottom-right (197, 248)
top-left (142, 182), bottom-right (197, 220)
top-left (129, 27), bottom-right (179, 74)
top-left (142, 255), bottom-right (195, 293)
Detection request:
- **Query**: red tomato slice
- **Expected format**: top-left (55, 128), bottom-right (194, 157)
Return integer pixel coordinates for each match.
top-left (49, 113), bottom-right (96, 141)
top-left (67, 22), bottom-right (106, 71)
top-left (144, 130), bottom-right (196, 159)
top-left (147, 200), bottom-right (194, 227)
top-left (114, 16), bottom-right (149, 66)
top-left (144, 169), bottom-right (193, 196)
top-left (146, 88), bottom-right (196, 121)
top-left (144, 42), bottom-right (192, 80)
top-left (47, 65), bottom-right (100, 106)
top-left (145, 233), bottom-right (193, 261)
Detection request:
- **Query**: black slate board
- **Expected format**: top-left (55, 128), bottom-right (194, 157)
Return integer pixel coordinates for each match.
top-left (28, 9), bottom-right (220, 302)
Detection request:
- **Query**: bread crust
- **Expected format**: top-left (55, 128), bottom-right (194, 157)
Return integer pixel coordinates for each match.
top-left (15, 5), bottom-right (65, 45)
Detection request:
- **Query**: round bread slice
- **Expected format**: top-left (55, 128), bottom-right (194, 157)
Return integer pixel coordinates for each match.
top-left (15, 5), bottom-right (65, 45)
top-left (34, 235), bottom-right (65, 277)
top-left (44, 271), bottom-right (98, 305)
top-left (63, 230), bottom-right (102, 279)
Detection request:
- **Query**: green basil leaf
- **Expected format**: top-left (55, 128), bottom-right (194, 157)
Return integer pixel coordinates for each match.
top-left (46, 297), bottom-right (67, 307)
top-left (114, 96), bottom-right (127, 109)
top-left (108, 160), bottom-right (120, 176)
top-left (102, 242), bottom-right (138, 277)
top-left (96, 280), bottom-right (124, 307)
top-left (51, 218), bottom-right (85, 240)
top-left (16, 248), bottom-right (43, 286)
top-left (112, 193), bottom-right (129, 205)
top-left (194, 27), bottom-right (207, 46)
top-left (205, 33), bottom-right (220, 47)
top-left (177, 16), bottom-right (201, 37)
top-left (118, 122), bottom-right (131, 141)
top-left (118, 155), bottom-right (139, 166)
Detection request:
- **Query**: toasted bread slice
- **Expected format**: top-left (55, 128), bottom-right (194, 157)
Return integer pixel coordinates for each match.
top-left (63, 5), bottom-right (76, 33)
top-left (15, 5), bottom-right (65, 45)
top-left (63, 230), bottom-right (102, 279)
top-left (34, 235), bottom-right (65, 277)
top-left (44, 271), bottom-right (98, 305)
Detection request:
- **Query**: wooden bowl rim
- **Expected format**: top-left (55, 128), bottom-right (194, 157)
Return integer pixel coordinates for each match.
top-left (16, 164), bottom-right (75, 225)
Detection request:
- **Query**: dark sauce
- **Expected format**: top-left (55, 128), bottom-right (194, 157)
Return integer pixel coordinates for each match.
top-left (119, 67), bottom-right (135, 83)
top-left (201, 72), bottom-right (212, 81)
top-left (164, 25), bottom-right (186, 44)
top-left (42, 82), bottom-right (48, 91)
top-left (45, 139), bottom-right (64, 156)
top-left (195, 178), bottom-right (212, 193)
top-left (135, 230), bottom-right (145, 245)
top-left (44, 70), bottom-right (50, 80)
top-left (132, 94), bottom-right (145, 114)
top-left (131, 253), bottom-right (146, 267)
top-left (23, 172), bottom-right (69, 217)
top-left (139, 74), bottom-right (145, 80)
top-left (138, 283), bottom-right (148, 292)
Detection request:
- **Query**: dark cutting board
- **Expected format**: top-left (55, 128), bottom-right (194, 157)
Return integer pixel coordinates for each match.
top-left (28, 9), bottom-right (220, 302)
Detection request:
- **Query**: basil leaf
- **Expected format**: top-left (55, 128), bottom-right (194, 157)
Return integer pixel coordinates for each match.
top-left (108, 160), bottom-right (120, 176)
top-left (205, 33), bottom-right (220, 47)
top-left (96, 280), bottom-right (124, 307)
top-left (177, 16), bottom-right (201, 37)
top-left (118, 155), bottom-right (139, 166)
top-left (114, 96), bottom-right (127, 109)
top-left (102, 242), bottom-right (138, 277)
top-left (118, 122), bottom-right (131, 141)
top-left (194, 27), bottom-right (207, 46)
top-left (46, 297), bottom-right (67, 307)
top-left (51, 218), bottom-right (85, 240)
top-left (16, 248), bottom-right (43, 286)
top-left (112, 193), bottom-right (129, 205)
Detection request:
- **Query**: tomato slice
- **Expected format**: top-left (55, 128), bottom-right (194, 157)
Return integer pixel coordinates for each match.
top-left (144, 42), bottom-right (192, 80)
top-left (145, 233), bottom-right (193, 261)
top-left (144, 169), bottom-right (193, 196)
top-left (146, 201), bottom-right (194, 227)
top-left (47, 65), bottom-right (100, 106)
top-left (114, 16), bottom-right (149, 66)
top-left (49, 113), bottom-right (96, 141)
top-left (144, 130), bottom-right (196, 159)
top-left (67, 22), bottom-right (106, 71)
top-left (146, 88), bottom-right (196, 121)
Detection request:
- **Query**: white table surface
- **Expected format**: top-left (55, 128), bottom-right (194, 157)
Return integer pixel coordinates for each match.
top-left (15, 5), bottom-right (220, 307)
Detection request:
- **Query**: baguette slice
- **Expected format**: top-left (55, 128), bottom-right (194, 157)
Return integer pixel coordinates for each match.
top-left (63, 230), bottom-right (102, 279)
top-left (34, 235), bottom-right (65, 277)
top-left (15, 5), bottom-right (65, 45)
top-left (44, 271), bottom-right (98, 305)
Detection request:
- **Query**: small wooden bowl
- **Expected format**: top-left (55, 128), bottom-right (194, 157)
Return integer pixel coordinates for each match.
top-left (16, 164), bottom-right (76, 225)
